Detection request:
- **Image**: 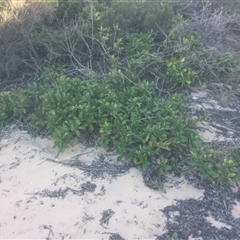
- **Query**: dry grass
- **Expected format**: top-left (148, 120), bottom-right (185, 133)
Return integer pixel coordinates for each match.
top-left (1, 0), bottom-right (240, 91)
top-left (180, 0), bottom-right (240, 53)
top-left (0, 0), bottom-right (27, 23)
top-left (0, 0), bottom-right (55, 91)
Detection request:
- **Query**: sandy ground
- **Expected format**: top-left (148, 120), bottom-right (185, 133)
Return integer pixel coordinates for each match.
top-left (0, 129), bottom-right (205, 239)
top-left (1, 87), bottom-right (240, 239)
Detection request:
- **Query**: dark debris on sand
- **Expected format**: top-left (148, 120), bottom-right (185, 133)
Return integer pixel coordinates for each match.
top-left (103, 232), bottom-right (125, 240)
top-left (156, 179), bottom-right (240, 240)
top-left (100, 209), bottom-right (115, 227)
top-left (46, 152), bottom-right (132, 180)
top-left (65, 157), bottom-right (131, 179)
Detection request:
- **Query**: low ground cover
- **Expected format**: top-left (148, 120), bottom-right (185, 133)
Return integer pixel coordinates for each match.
top-left (0, 0), bottom-right (240, 183)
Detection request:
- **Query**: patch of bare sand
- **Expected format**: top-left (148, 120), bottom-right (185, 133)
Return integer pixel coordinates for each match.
top-left (190, 89), bottom-right (240, 144)
top-left (0, 130), bottom-right (204, 239)
top-left (205, 215), bottom-right (232, 230)
top-left (232, 200), bottom-right (240, 219)
top-left (196, 121), bottom-right (234, 142)
top-left (231, 181), bottom-right (240, 218)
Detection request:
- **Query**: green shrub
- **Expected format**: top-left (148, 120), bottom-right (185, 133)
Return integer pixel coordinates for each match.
top-left (0, 89), bottom-right (29, 127)
top-left (190, 147), bottom-right (240, 183)
top-left (190, 148), bottom-right (219, 180)
top-left (1, 0), bottom-right (240, 184)
top-left (0, 67), bottom-right (200, 170)
top-left (90, 0), bottom-right (183, 39)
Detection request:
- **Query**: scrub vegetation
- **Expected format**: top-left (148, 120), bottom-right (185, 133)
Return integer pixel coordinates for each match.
top-left (1, 0), bottom-right (240, 183)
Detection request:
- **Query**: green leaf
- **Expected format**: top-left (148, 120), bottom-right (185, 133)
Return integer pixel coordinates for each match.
top-left (117, 155), bottom-right (123, 161)
top-left (76, 130), bottom-right (80, 137)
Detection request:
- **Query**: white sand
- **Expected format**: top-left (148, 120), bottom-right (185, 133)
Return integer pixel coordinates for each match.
top-left (0, 130), bottom-right (206, 239)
